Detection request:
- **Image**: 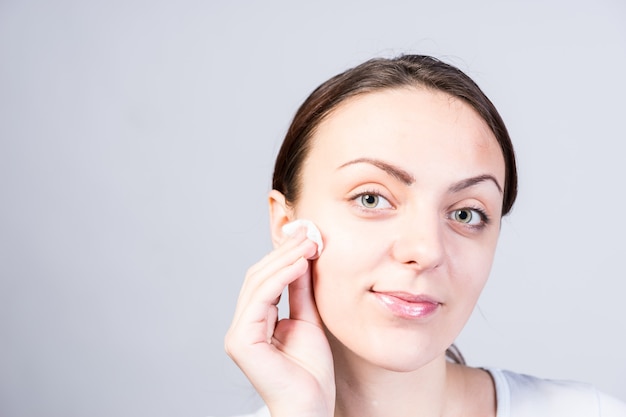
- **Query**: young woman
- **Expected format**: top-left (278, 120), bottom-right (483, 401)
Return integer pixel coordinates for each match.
top-left (222, 55), bottom-right (625, 417)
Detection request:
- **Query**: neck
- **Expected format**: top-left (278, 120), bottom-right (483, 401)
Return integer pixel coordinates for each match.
top-left (333, 349), bottom-right (457, 417)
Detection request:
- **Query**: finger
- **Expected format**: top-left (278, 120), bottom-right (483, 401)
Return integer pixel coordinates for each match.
top-left (282, 220), bottom-right (323, 260)
top-left (227, 229), bottom-right (317, 347)
top-left (226, 257), bottom-right (309, 355)
top-left (245, 227), bottom-right (308, 279)
top-left (233, 249), bottom-right (310, 324)
top-left (288, 262), bottom-right (322, 325)
top-left (245, 223), bottom-right (320, 282)
top-left (230, 255), bottom-right (309, 335)
top-left (266, 304), bottom-right (279, 343)
top-left (242, 228), bottom-right (318, 296)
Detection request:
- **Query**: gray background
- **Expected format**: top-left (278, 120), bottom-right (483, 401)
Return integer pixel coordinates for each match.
top-left (1, 1), bottom-right (625, 416)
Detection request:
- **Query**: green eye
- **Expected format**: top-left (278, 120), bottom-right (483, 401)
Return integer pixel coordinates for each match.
top-left (452, 209), bottom-right (483, 226)
top-left (355, 192), bottom-right (392, 210)
top-left (360, 194), bottom-right (379, 208)
top-left (454, 209), bottom-right (472, 223)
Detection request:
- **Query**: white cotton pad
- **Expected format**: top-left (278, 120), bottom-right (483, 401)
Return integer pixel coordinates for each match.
top-left (281, 219), bottom-right (324, 257)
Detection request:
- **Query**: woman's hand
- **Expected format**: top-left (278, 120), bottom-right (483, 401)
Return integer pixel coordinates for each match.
top-left (224, 227), bottom-right (335, 417)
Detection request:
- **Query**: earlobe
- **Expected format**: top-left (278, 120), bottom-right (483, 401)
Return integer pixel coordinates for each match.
top-left (268, 189), bottom-right (294, 248)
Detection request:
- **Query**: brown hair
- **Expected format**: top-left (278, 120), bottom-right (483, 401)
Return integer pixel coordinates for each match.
top-left (272, 54), bottom-right (517, 215)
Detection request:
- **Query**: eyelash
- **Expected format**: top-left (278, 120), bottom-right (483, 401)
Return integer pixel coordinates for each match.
top-left (348, 190), bottom-right (492, 230)
top-left (348, 189), bottom-right (394, 211)
top-left (450, 206), bottom-right (491, 230)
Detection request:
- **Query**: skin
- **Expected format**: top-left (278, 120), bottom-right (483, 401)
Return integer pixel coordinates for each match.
top-left (226, 87), bottom-right (506, 417)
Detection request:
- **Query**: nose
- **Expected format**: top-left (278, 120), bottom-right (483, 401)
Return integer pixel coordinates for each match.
top-left (391, 209), bottom-right (445, 271)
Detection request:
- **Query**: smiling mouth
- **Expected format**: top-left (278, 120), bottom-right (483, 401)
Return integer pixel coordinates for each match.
top-left (372, 291), bottom-right (441, 319)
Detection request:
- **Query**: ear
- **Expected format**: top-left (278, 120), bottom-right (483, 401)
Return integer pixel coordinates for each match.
top-left (268, 189), bottom-right (295, 249)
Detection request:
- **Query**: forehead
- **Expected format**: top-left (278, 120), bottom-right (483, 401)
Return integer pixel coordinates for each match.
top-left (305, 87), bottom-right (505, 182)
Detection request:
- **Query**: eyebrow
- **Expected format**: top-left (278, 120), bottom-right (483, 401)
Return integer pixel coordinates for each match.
top-left (448, 174), bottom-right (503, 194)
top-left (337, 157), bottom-right (415, 185)
top-left (337, 157), bottom-right (503, 194)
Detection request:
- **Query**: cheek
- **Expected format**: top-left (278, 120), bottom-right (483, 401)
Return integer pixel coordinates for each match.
top-left (314, 217), bottom-right (390, 274)
top-left (311, 232), bottom-right (368, 292)
top-left (447, 234), bottom-right (498, 298)
top-left (310, 224), bottom-right (385, 315)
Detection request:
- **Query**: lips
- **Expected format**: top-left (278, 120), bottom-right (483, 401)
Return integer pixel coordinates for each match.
top-left (372, 291), bottom-right (441, 319)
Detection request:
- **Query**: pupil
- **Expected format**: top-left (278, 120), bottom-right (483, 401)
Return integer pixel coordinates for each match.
top-left (458, 210), bottom-right (469, 221)
top-left (364, 195), bottom-right (377, 206)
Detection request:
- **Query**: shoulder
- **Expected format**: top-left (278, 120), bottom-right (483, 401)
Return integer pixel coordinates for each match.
top-left (487, 368), bottom-right (626, 417)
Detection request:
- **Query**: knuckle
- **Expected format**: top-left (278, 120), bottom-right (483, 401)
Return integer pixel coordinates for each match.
top-left (223, 331), bottom-right (238, 357)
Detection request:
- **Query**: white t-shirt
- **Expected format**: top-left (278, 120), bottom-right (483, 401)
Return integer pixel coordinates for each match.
top-left (488, 368), bottom-right (626, 416)
top-left (219, 368), bottom-right (626, 417)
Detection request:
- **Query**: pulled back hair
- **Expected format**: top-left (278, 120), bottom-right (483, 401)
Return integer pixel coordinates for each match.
top-left (273, 54), bottom-right (517, 215)
top-left (271, 55), bottom-right (518, 365)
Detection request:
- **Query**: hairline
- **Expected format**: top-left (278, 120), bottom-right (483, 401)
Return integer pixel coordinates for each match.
top-left (288, 84), bottom-right (495, 204)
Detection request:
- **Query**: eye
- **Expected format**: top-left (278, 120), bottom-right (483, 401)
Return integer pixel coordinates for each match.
top-left (355, 192), bottom-right (392, 210)
top-left (451, 208), bottom-right (487, 227)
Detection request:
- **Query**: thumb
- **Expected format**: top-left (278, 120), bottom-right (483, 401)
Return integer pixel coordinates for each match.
top-left (288, 261), bottom-right (322, 325)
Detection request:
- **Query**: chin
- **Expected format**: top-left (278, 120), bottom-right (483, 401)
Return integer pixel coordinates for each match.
top-left (328, 329), bottom-right (447, 374)
top-left (369, 345), bottom-right (445, 373)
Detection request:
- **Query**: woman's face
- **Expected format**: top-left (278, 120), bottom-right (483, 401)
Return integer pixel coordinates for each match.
top-left (292, 87), bottom-right (506, 372)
